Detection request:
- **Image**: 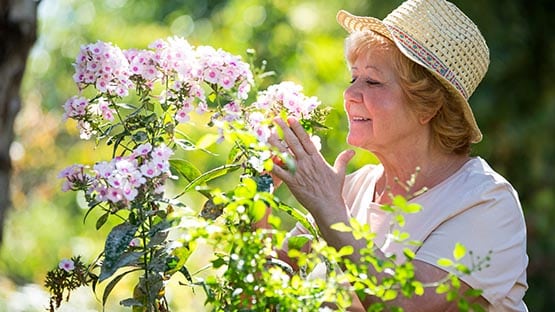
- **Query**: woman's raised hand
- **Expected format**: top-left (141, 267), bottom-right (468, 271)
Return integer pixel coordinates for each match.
top-left (269, 117), bottom-right (355, 217)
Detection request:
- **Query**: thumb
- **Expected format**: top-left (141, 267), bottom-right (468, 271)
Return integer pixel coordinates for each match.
top-left (334, 149), bottom-right (355, 175)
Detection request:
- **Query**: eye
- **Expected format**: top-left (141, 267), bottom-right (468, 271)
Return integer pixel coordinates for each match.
top-left (350, 77), bottom-right (380, 85)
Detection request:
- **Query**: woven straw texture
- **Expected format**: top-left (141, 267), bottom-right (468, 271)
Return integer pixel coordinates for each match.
top-left (337, 0), bottom-right (489, 143)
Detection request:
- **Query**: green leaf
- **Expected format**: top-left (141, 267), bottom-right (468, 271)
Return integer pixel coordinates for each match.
top-left (100, 223), bottom-right (140, 281)
top-left (436, 283), bottom-right (450, 294)
top-left (288, 235), bottom-right (311, 251)
top-left (132, 130), bottom-right (148, 142)
top-left (330, 222), bottom-right (352, 233)
top-left (120, 298), bottom-right (142, 307)
top-left (83, 201), bottom-right (102, 224)
top-left (100, 251), bottom-right (142, 282)
top-left (403, 248), bottom-right (416, 260)
top-left (166, 243), bottom-right (195, 275)
top-left (392, 195), bottom-right (407, 208)
top-left (455, 263), bottom-right (471, 275)
top-left (463, 288), bottom-right (483, 298)
top-left (170, 159), bottom-right (202, 182)
top-left (226, 143), bottom-right (242, 164)
top-left (234, 178), bottom-right (257, 199)
top-left (147, 229), bottom-right (168, 248)
top-left (453, 242), bottom-right (466, 261)
top-left (174, 138), bottom-right (197, 151)
top-left (403, 203), bottom-right (422, 214)
top-left (395, 214), bottom-right (405, 227)
top-left (283, 154), bottom-right (297, 174)
top-left (212, 257), bottom-right (226, 269)
top-left (437, 258), bottom-right (454, 268)
top-left (275, 202), bottom-right (319, 238)
top-left (96, 212), bottom-right (110, 230)
top-left (115, 102), bottom-right (137, 110)
top-left (380, 204), bottom-right (394, 213)
top-left (178, 163), bottom-right (241, 195)
top-left (412, 281), bottom-right (424, 296)
top-left (382, 289), bottom-right (397, 301)
top-left (196, 133), bottom-right (219, 149)
top-left (337, 245), bottom-right (354, 257)
top-left (102, 269), bottom-right (141, 307)
top-left (179, 266), bottom-right (193, 283)
top-left (250, 200), bottom-right (267, 223)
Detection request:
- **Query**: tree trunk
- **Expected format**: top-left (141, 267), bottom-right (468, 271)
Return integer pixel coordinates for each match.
top-left (0, 0), bottom-right (38, 245)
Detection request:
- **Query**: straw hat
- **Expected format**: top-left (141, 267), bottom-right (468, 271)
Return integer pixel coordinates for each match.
top-left (337, 0), bottom-right (489, 143)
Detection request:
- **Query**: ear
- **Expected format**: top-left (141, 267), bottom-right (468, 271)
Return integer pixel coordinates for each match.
top-left (418, 108), bottom-right (439, 125)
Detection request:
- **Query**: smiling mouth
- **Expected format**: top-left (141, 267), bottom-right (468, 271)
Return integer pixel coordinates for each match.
top-left (351, 116), bottom-right (371, 122)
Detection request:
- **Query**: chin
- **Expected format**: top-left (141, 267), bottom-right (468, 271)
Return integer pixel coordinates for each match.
top-left (346, 136), bottom-right (363, 148)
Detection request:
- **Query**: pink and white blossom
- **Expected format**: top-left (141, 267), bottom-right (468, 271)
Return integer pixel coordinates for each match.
top-left (59, 259), bottom-right (75, 272)
top-left (73, 41), bottom-right (133, 96)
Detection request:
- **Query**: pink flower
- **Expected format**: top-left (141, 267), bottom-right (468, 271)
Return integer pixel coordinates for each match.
top-left (59, 259), bottom-right (75, 272)
top-left (140, 161), bottom-right (160, 178)
top-left (222, 101), bottom-right (242, 122)
top-left (125, 49), bottom-right (158, 83)
top-left (134, 143), bottom-right (153, 156)
top-left (77, 121), bottom-right (94, 140)
top-left (58, 164), bottom-right (91, 192)
top-left (63, 96), bottom-right (88, 120)
top-left (253, 81), bottom-right (320, 119)
top-left (152, 144), bottom-right (173, 162)
top-left (106, 187), bottom-right (123, 203)
top-left (129, 238), bottom-right (141, 247)
top-left (122, 183), bottom-right (139, 201)
top-left (73, 40), bottom-right (132, 96)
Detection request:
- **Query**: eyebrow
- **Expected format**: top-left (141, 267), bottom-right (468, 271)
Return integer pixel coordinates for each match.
top-left (350, 65), bottom-right (383, 74)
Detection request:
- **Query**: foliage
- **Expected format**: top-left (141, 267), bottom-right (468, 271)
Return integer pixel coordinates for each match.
top-left (43, 37), bottom-right (488, 312)
top-left (44, 36), bottom-right (337, 311)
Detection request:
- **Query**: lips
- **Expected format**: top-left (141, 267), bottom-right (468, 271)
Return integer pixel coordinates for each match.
top-left (351, 115), bottom-right (371, 122)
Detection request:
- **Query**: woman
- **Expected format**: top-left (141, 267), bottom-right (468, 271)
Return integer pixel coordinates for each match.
top-left (266, 0), bottom-right (528, 310)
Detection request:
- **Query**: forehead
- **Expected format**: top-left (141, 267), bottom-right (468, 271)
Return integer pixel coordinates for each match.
top-left (349, 47), bottom-right (396, 78)
top-left (345, 30), bottom-right (394, 66)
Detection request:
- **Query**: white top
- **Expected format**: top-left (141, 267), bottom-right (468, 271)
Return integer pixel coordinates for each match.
top-left (291, 157), bottom-right (528, 311)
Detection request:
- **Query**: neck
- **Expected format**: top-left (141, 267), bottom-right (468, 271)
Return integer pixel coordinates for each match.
top-left (373, 147), bottom-right (470, 204)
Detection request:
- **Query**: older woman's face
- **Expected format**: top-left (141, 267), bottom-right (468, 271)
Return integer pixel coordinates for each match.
top-left (344, 47), bottom-right (422, 153)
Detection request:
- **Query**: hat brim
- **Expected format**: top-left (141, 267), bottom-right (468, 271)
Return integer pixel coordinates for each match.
top-left (336, 10), bottom-right (483, 143)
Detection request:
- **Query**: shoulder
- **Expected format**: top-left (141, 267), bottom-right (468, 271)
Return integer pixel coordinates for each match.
top-left (458, 157), bottom-right (521, 209)
top-left (425, 157), bottom-right (521, 212)
top-left (413, 158), bottom-right (528, 308)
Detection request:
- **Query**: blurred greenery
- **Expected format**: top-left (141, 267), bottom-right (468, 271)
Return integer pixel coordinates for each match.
top-left (0, 0), bottom-right (553, 311)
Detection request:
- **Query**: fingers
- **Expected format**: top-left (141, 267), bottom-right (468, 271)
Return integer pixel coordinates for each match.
top-left (270, 157), bottom-right (291, 182)
top-left (334, 150), bottom-right (355, 175)
top-left (275, 117), bottom-right (318, 157)
top-left (268, 131), bottom-right (288, 153)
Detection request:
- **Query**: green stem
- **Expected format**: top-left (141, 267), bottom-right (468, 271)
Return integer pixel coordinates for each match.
top-left (139, 204), bottom-right (151, 308)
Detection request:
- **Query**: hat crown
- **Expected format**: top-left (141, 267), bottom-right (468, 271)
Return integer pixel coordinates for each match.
top-left (383, 0), bottom-right (490, 100)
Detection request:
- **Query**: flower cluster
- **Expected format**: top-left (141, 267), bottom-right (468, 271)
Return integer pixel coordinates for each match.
top-left (73, 40), bottom-right (133, 96)
top-left (58, 143), bottom-right (173, 206)
top-left (65, 37), bottom-right (255, 140)
top-left (248, 81), bottom-right (321, 143)
top-left (253, 81), bottom-right (320, 119)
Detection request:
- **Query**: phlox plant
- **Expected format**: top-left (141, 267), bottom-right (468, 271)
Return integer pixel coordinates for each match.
top-left (46, 36), bottom-right (488, 312)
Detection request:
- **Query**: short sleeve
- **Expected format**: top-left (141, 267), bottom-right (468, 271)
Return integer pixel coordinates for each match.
top-left (415, 182), bottom-right (528, 309)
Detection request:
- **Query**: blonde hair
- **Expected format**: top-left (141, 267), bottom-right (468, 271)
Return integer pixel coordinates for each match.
top-left (345, 31), bottom-right (473, 155)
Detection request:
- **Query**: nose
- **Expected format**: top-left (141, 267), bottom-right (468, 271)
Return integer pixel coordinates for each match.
top-left (343, 82), bottom-right (361, 108)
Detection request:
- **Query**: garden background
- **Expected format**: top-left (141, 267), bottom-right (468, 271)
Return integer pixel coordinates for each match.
top-left (0, 0), bottom-right (553, 311)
